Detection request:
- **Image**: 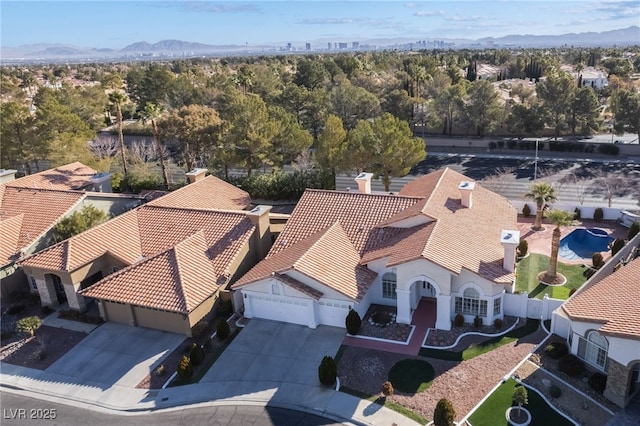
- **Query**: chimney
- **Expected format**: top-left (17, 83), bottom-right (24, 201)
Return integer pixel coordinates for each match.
top-left (355, 172), bottom-right (373, 194)
top-left (458, 181), bottom-right (476, 208)
top-left (185, 168), bottom-right (208, 184)
top-left (0, 169), bottom-right (18, 184)
top-left (247, 205), bottom-right (273, 260)
top-left (500, 230), bottom-right (520, 273)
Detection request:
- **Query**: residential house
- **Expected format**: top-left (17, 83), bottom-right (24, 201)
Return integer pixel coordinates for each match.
top-left (233, 168), bottom-right (519, 331)
top-left (1, 163), bottom-right (140, 298)
top-left (19, 170), bottom-right (272, 336)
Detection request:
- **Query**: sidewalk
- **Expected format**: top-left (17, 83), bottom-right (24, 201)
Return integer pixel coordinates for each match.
top-left (0, 362), bottom-right (421, 426)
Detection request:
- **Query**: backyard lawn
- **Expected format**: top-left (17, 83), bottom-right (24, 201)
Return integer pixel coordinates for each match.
top-left (515, 253), bottom-right (587, 299)
top-left (467, 378), bottom-right (573, 426)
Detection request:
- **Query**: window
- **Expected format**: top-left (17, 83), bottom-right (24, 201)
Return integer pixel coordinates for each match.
top-left (382, 272), bottom-right (397, 299)
top-left (271, 283), bottom-right (280, 295)
top-left (455, 287), bottom-right (488, 317)
top-left (578, 331), bottom-right (608, 370)
top-left (493, 297), bottom-right (501, 315)
top-left (30, 277), bottom-right (38, 291)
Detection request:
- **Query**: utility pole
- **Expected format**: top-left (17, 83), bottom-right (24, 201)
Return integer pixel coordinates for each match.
top-left (534, 139), bottom-right (539, 181)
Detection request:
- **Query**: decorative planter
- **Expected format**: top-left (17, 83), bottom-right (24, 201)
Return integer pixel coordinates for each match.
top-left (505, 407), bottom-right (531, 426)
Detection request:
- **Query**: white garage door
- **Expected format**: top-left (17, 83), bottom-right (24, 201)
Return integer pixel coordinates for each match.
top-left (248, 294), bottom-right (310, 326)
top-left (318, 301), bottom-right (350, 328)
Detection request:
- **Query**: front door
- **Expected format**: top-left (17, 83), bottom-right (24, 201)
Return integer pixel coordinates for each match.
top-left (52, 275), bottom-right (67, 304)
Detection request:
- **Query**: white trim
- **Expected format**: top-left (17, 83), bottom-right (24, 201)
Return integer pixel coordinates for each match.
top-left (347, 324), bottom-right (416, 346)
top-left (162, 371), bottom-right (177, 389)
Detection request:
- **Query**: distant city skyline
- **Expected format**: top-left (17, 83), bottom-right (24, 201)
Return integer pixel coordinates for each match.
top-left (1, 1), bottom-right (639, 49)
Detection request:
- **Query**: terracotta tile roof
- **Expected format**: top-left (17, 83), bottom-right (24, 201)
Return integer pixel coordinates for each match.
top-left (80, 231), bottom-right (218, 313)
top-left (563, 257), bottom-right (640, 340)
top-left (0, 214), bottom-right (24, 263)
top-left (147, 175), bottom-right (251, 211)
top-left (0, 186), bottom-right (85, 265)
top-left (7, 162), bottom-right (98, 191)
top-left (234, 222), bottom-right (378, 301)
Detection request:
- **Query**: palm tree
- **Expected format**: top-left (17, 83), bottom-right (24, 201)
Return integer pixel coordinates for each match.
top-left (109, 91), bottom-right (129, 181)
top-left (525, 182), bottom-right (558, 231)
top-left (544, 209), bottom-right (578, 281)
top-left (142, 102), bottom-right (170, 190)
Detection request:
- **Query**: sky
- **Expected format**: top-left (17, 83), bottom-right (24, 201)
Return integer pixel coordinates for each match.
top-left (1, 0), bottom-right (638, 48)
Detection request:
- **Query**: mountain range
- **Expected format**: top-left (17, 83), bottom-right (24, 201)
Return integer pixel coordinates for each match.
top-left (1, 26), bottom-right (638, 62)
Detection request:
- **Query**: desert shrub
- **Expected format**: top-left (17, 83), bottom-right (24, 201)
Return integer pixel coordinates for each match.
top-left (454, 314), bottom-right (464, 327)
top-left (588, 373), bottom-right (607, 393)
top-left (594, 207), bottom-right (604, 223)
top-left (216, 319), bottom-right (230, 340)
top-left (559, 354), bottom-right (585, 377)
top-left (549, 384), bottom-right (562, 398)
top-left (512, 385), bottom-right (529, 408)
top-left (345, 309), bottom-right (362, 335)
top-left (381, 381), bottom-right (394, 397)
top-left (611, 238), bottom-right (625, 256)
top-left (473, 316), bottom-right (483, 329)
top-left (191, 321), bottom-right (208, 337)
top-left (494, 318), bottom-right (504, 330)
top-left (433, 398), bottom-right (456, 426)
top-left (7, 304), bottom-right (25, 315)
top-left (16, 316), bottom-right (42, 336)
top-left (517, 239), bottom-right (528, 257)
top-left (189, 343), bottom-right (205, 366)
top-left (219, 299), bottom-right (233, 317)
top-left (318, 355), bottom-right (337, 386)
top-left (176, 355), bottom-right (193, 380)
top-left (629, 222), bottom-right (640, 240)
top-left (592, 253), bottom-right (605, 269)
top-left (574, 207), bottom-right (581, 220)
top-left (544, 341), bottom-right (569, 359)
top-left (522, 204), bottom-right (531, 218)
top-left (155, 364), bottom-right (166, 376)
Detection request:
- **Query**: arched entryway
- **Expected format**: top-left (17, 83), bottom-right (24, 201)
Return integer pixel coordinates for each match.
top-left (45, 273), bottom-right (66, 305)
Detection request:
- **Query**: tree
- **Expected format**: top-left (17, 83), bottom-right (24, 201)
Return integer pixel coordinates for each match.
top-left (512, 385), bottom-right (529, 418)
top-left (433, 398), bottom-right (455, 426)
top-left (506, 104), bottom-right (545, 138)
top-left (593, 171), bottom-right (629, 208)
top-left (16, 316), bottom-right (42, 337)
top-left (294, 57), bottom-right (327, 90)
top-left (53, 205), bottom-right (109, 242)
top-left (365, 113), bottom-right (426, 191)
top-left (330, 78), bottom-right (381, 130)
top-left (316, 114), bottom-right (348, 181)
top-left (569, 87), bottom-right (601, 136)
top-left (346, 120), bottom-right (376, 174)
top-left (109, 91), bottom-right (129, 180)
top-left (525, 182), bottom-right (558, 231)
top-left (543, 209), bottom-right (577, 281)
top-left (142, 102), bottom-right (170, 189)
top-left (536, 71), bottom-right (576, 139)
top-left (267, 106), bottom-right (313, 169)
top-left (611, 89), bottom-right (640, 142)
top-left (436, 83), bottom-right (466, 136)
top-left (0, 101), bottom-right (37, 173)
top-left (318, 355), bottom-right (337, 386)
top-left (464, 80), bottom-right (503, 137)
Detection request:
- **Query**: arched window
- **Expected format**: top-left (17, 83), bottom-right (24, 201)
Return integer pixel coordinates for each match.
top-left (455, 286), bottom-right (488, 317)
top-left (382, 272), bottom-right (397, 299)
top-left (585, 331), bottom-right (608, 369)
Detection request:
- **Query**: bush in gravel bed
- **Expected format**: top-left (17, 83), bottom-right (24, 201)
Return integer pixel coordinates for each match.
top-left (381, 381), bottom-right (394, 397)
top-left (544, 341), bottom-right (569, 359)
top-left (177, 356), bottom-right (193, 380)
top-left (454, 314), bottom-right (464, 327)
top-left (559, 354), bottom-right (584, 377)
top-left (433, 398), bottom-right (455, 426)
top-left (550, 384), bottom-right (562, 398)
top-left (191, 321), bottom-right (208, 337)
top-left (216, 319), bottom-right (230, 340)
top-left (189, 343), bottom-right (204, 366)
top-left (473, 316), bottom-right (482, 329)
top-left (345, 309), bottom-right (362, 335)
top-left (589, 373), bottom-right (607, 393)
top-left (318, 355), bottom-right (337, 386)
top-left (494, 318), bottom-right (503, 329)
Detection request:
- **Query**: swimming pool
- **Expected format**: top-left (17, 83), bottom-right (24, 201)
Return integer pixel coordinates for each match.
top-left (559, 228), bottom-right (614, 260)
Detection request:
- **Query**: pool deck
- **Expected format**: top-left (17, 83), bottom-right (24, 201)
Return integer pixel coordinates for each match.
top-left (517, 217), bottom-right (628, 265)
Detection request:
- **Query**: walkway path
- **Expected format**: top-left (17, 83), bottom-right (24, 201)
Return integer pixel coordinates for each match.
top-left (342, 299), bottom-right (436, 356)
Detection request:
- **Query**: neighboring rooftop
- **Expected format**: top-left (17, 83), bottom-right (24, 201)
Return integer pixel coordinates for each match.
top-left (562, 256), bottom-right (640, 340)
top-left (147, 175), bottom-right (251, 211)
top-left (4, 162), bottom-right (100, 191)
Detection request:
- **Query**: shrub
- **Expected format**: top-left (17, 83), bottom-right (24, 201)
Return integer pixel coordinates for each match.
top-left (16, 316), bottom-right (42, 336)
top-left (588, 373), bottom-right (607, 393)
top-left (544, 341), bottom-right (569, 359)
top-left (36, 340), bottom-right (47, 360)
top-left (512, 385), bottom-right (529, 409)
top-left (549, 384), bottom-right (562, 398)
top-left (216, 319), bottom-right (230, 340)
top-left (522, 204), bottom-right (531, 218)
top-left (592, 253), bottom-right (605, 269)
top-left (473, 316), bottom-right (483, 329)
top-left (219, 299), bottom-right (233, 317)
top-left (559, 354), bottom-right (585, 377)
top-left (594, 207), bottom-right (604, 223)
top-left (517, 239), bottom-right (528, 257)
top-left (629, 222), bottom-right (640, 240)
top-left (433, 398), bottom-right (456, 426)
top-left (7, 304), bottom-right (25, 315)
top-left (191, 321), bottom-right (208, 337)
top-left (454, 314), bottom-right (464, 327)
top-left (189, 343), bottom-right (204, 366)
top-left (381, 381), bottom-right (394, 397)
top-left (494, 318), bottom-right (503, 330)
top-left (318, 355), bottom-right (337, 386)
top-left (574, 207), bottom-right (581, 220)
top-left (345, 309), bottom-right (362, 335)
top-left (203, 338), bottom-right (212, 352)
top-left (611, 238), bottom-right (625, 256)
top-left (598, 144), bottom-right (620, 155)
top-left (155, 364), bottom-right (166, 376)
top-left (176, 355), bottom-right (193, 380)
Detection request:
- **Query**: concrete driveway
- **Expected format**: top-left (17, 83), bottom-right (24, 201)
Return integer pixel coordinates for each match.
top-left (46, 322), bottom-right (184, 388)
top-left (202, 320), bottom-right (345, 386)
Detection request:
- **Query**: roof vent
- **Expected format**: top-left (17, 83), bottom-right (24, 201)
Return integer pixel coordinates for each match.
top-left (458, 181), bottom-right (476, 208)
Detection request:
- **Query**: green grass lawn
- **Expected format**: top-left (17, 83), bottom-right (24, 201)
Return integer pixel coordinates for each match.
top-left (468, 379), bottom-right (574, 426)
top-left (516, 253), bottom-right (587, 300)
top-left (388, 359), bottom-right (435, 393)
top-left (419, 320), bottom-right (540, 361)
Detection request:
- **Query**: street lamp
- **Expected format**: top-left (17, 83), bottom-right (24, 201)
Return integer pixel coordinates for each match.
top-left (534, 139), bottom-right (539, 181)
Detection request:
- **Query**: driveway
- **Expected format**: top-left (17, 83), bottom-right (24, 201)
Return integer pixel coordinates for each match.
top-left (202, 320), bottom-right (345, 386)
top-left (45, 322), bottom-right (184, 388)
